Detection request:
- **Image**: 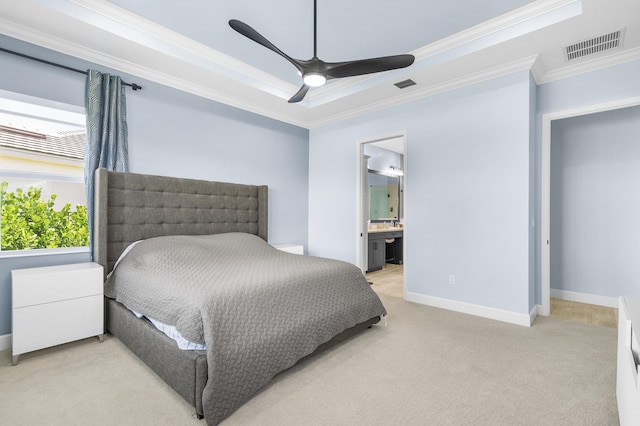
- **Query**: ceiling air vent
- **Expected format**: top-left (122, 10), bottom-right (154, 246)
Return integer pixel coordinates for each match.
top-left (565, 29), bottom-right (624, 62)
top-left (394, 79), bottom-right (416, 89)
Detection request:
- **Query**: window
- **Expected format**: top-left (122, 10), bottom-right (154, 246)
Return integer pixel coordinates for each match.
top-left (0, 91), bottom-right (87, 252)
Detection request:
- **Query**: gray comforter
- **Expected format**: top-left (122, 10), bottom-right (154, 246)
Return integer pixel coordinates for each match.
top-left (105, 232), bottom-right (386, 425)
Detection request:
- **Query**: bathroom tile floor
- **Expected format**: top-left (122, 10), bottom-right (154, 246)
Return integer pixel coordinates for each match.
top-left (367, 264), bottom-right (403, 298)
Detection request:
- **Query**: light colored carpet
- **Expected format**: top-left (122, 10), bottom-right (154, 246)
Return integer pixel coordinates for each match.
top-left (0, 294), bottom-right (619, 425)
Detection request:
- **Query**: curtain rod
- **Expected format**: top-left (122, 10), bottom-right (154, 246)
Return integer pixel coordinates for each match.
top-left (0, 47), bottom-right (142, 91)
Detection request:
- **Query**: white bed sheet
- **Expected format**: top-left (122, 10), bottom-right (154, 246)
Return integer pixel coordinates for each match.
top-left (114, 241), bottom-right (206, 350)
top-left (131, 309), bottom-right (207, 350)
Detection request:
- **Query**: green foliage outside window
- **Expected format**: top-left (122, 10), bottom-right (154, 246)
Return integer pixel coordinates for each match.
top-left (0, 181), bottom-right (89, 250)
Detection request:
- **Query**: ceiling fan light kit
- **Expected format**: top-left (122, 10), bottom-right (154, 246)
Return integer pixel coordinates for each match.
top-left (229, 0), bottom-right (415, 103)
top-left (303, 72), bottom-right (327, 87)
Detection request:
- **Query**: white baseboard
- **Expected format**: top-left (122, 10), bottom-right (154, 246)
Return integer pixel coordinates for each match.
top-left (405, 292), bottom-right (533, 327)
top-left (529, 304), bottom-right (538, 325)
top-left (0, 334), bottom-right (11, 352)
top-left (550, 289), bottom-right (619, 308)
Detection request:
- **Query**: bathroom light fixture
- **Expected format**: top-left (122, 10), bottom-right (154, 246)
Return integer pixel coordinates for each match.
top-left (388, 166), bottom-right (404, 176)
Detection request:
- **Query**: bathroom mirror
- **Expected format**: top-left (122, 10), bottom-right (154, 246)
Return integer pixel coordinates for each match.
top-left (368, 170), bottom-right (402, 221)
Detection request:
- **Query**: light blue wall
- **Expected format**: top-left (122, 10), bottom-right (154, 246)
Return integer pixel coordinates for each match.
top-left (2, 36), bottom-right (637, 337)
top-left (309, 71), bottom-right (534, 315)
top-left (537, 60), bottom-right (640, 114)
top-left (535, 59), bottom-right (640, 304)
top-left (123, 78), bottom-right (309, 247)
top-left (0, 36), bottom-right (309, 336)
top-left (550, 105), bottom-right (640, 298)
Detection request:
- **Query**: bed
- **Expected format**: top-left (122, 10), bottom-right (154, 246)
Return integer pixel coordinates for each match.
top-left (93, 168), bottom-right (386, 425)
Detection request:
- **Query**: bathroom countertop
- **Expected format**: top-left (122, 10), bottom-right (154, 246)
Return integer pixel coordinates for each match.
top-left (368, 227), bottom-right (404, 233)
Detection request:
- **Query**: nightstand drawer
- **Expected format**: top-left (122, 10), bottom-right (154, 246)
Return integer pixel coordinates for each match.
top-left (12, 295), bottom-right (104, 356)
top-left (12, 262), bottom-right (103, 308)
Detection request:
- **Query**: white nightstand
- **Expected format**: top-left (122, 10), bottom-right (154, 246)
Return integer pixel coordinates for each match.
top-left (11, 262), bottom-right (104, 366)
top-left (272, 244), bottom-right (304, 255)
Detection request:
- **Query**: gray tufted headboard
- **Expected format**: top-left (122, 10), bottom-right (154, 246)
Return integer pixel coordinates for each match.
top-left (93, 168), bottom-right (268, 279)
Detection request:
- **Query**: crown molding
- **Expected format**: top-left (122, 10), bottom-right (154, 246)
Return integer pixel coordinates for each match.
top-left (308, 55), bottom-right (539, 129)
top-left (144, 71), bottom-right (310, 128)
top-left (0, 17), bottom-right (309, 128)
top-left (412, 0), bottom-right (581, 60)
top-left (2, 4), bottom-right (547, 130)
top-left (67, 0), bottom-right (569, 106)
top-left (64, 0), bottom-right (298, 98)
top-left (306, 0), bottom-right (581, 107)
top-left (65, 0), bottom-right (582, 108)
top-left (529, 55), bottom-right (546, 84)
top-left (5, 0), bottom-right (635, 131)
top-left (536, 46), bottom-right (640, 84)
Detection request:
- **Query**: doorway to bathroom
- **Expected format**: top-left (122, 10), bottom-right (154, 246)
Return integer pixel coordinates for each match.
top-left (355, 132), bottom-right (406, 299)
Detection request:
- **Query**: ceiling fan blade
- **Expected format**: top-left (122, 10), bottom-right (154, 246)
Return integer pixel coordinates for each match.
top-left (229, 19), bottom-right (302, 71)
top-left (288, 85), bottom-right (310, 103)
top-left (326, 54), bottom-right (415, 78)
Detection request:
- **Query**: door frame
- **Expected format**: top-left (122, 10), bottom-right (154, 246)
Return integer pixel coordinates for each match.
top-left (540, 96), bottom-right (640, 316)
top-left (355, 131), bottom-right (407, 275)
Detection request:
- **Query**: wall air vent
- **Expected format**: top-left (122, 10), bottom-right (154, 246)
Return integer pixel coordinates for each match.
top-left (394, 79), bottom-right (416, 89)
top-left (565, 29), bottom-right (624, 62)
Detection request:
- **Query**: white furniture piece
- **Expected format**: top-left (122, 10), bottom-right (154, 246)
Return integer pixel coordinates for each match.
top-left (11, 262), bottom-right (104, 366)
top-left (617, 295), bottom-right (640, 425)
top-left (272, 244), bottom-right (304, 255)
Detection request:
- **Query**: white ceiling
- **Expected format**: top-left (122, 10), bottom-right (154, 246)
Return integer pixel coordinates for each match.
top-left (1, 0), bottom-right (639, 129)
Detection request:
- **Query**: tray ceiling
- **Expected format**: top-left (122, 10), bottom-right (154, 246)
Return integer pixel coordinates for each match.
top-left (1, 0), bottom-right (639, 128)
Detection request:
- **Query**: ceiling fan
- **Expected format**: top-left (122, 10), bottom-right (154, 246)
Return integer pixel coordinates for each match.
top-left (229, 0), bottom-right (415, 103)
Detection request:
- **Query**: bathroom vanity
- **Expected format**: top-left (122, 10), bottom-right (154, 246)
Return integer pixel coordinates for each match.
top-left (368, 228), bottom-right (403, 272)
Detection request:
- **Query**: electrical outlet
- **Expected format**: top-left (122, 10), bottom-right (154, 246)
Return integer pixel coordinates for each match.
top-left (449, 274), bottom-right (455, 285)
